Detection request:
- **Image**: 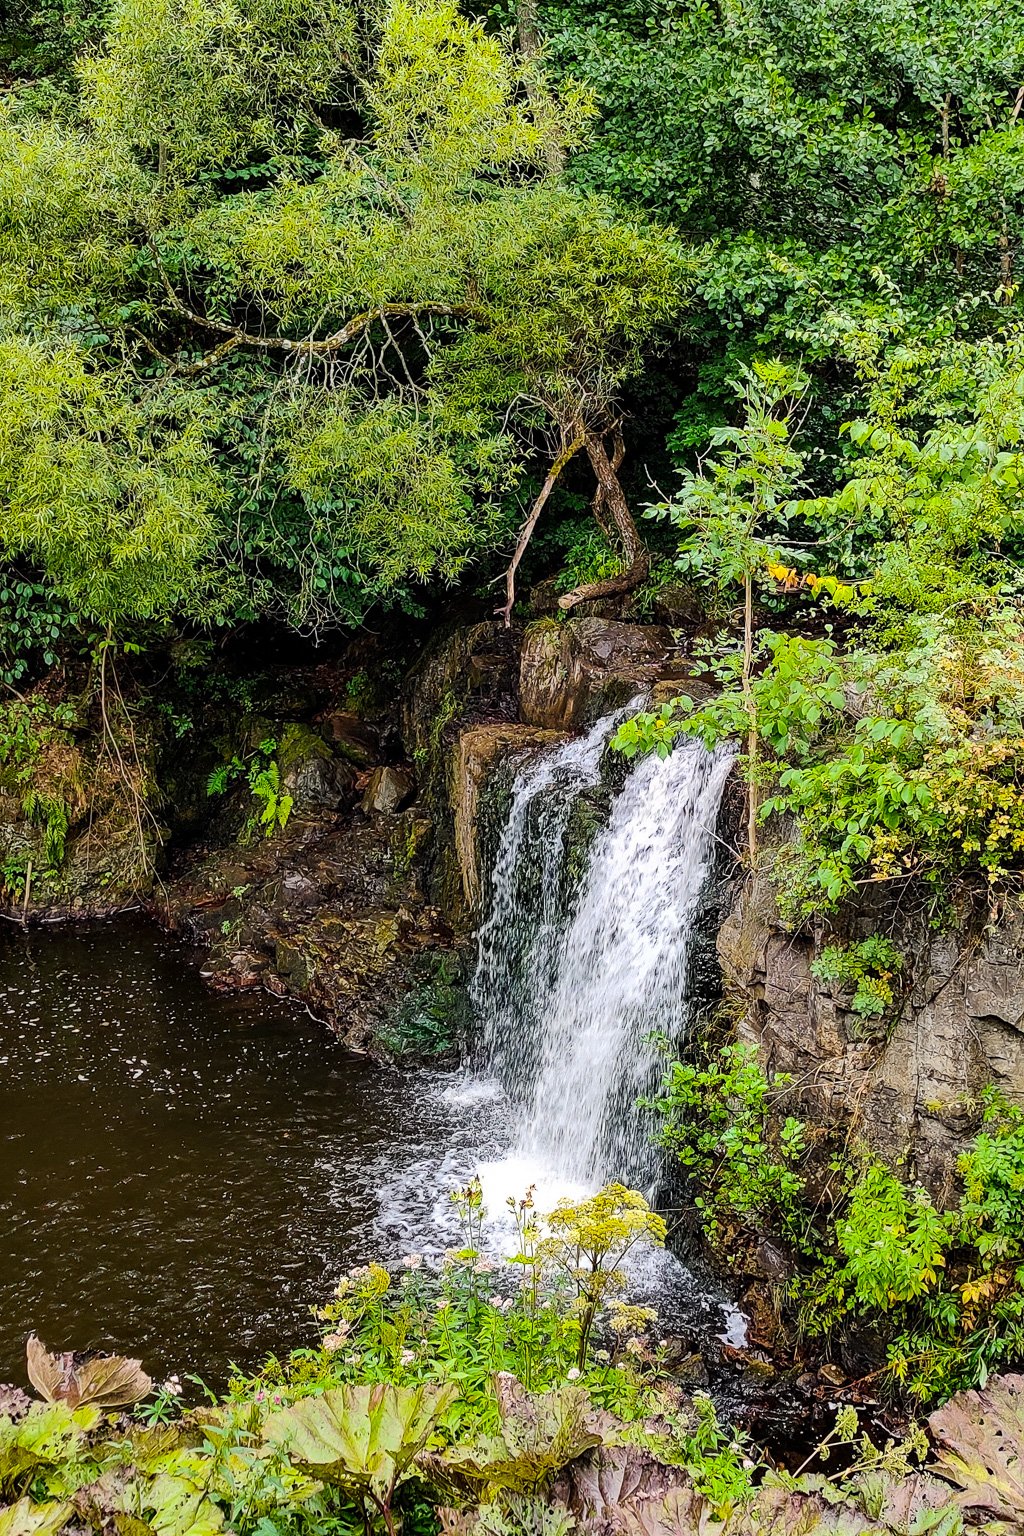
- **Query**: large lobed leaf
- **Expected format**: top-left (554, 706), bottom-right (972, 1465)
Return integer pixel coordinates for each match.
top-left (417, 1380), bottom-right (603, 1506)
top-left (26, 1338), bottom-right (151, 1411)
top-left (0, 1500), bottom-right (73, 1536)
top-left (928, 1372), bottom-right (1024, 1519)
top-left (264, 1380), bottom-right (458, 1504)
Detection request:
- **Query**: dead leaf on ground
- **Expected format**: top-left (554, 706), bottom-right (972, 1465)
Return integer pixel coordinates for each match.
top-left (26, 1337), bottom-right (151, 1410)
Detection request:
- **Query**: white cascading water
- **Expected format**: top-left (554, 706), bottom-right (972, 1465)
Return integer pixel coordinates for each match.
top-left (471, 714), bottom-right (734, 1201)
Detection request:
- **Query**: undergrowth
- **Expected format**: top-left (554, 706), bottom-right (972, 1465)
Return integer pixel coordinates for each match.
top-left (651, 1032), bottom-right (1024, 1405)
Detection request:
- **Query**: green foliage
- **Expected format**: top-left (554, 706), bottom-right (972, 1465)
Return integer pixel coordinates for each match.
top-left (270, 1181), bottom-right (668, 1436)
top-left (206, 738), bottom-right (291, 838)
top-left (417, 1380), bottom-right (601, 1506)
top-left (0, 0), bottom-right (684, 632)
top-left (538, 1185), bottom-right (667, 1368)
top-left (799, 1090), bottom-right (1024, 1403)
top-left (499, 0), bottom-right (1024, 358)
top-left (653, 1021), bottom-right (1024, 1406)
top-left (646, 1039), bottom-right (813, 1257)
top-left (613, 334), bottom-right (1024, 914)
top-left (659, 359), bottom-right (810, 600)
top-left (0, 570), bottom-right (77, 689)
top-left (377, 957), bottom-right (468, 1059)
top-left (810, 938), bottom-right (904, 1019)
top-left (249, 758), bottom-right (292, 836)
top-left (0, 697), bottom-right (78, 775)
top-left (0, 339), bottom-right (225, 626)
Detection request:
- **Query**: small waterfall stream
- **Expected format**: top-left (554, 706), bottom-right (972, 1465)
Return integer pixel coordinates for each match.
top-left (471, 714), bottom-right (735, 1199)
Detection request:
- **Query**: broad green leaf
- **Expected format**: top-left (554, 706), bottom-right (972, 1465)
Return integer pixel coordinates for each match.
top-left (264, 1381), bottom-right (458, 1505)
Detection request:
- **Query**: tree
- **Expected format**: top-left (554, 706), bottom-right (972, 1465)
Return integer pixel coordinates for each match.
top-left (614, 359), bottom-right (811, 859)
top-left (616, 330), bottom-right (1024, 913)
top-left (0, 0), bottom-right (686, 633)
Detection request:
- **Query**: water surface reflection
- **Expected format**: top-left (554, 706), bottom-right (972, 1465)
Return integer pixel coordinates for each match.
top-left (0, 917), bottom-right (495, 1387)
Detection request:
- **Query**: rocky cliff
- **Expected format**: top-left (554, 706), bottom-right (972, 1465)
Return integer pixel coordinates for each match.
top-left (718, 862), bottom-right (1024, 1204)
top-left (150, 609), bottom-right (699, 1053)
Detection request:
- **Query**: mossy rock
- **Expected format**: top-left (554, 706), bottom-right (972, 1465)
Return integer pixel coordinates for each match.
top-left (277, 722), bottom-right (333, 774)
top-left (376, 949), bottom-right (471, 1060)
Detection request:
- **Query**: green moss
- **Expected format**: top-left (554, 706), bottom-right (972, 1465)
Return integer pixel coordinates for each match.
top-left (276, 721), bottom-right (332, 775)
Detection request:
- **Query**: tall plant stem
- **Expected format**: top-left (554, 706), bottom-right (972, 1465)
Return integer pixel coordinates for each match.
top-left (742, 571), bottom-right (758, 862)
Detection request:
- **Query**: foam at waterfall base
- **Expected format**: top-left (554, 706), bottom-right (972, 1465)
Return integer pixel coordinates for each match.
top-left (474, 1152), bottom-right (594, 1252)
top-left (364, 718), bottom-right (740, 1339)
top-left (357, 1068), bottom-right (746, 1348)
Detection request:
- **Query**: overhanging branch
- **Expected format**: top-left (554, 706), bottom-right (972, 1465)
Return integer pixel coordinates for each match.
top-left (150, 245), bottom-right (484, 357)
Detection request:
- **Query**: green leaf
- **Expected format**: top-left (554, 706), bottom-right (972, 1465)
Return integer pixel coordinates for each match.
top-left (263, 1381), bottom-right (458, 1505)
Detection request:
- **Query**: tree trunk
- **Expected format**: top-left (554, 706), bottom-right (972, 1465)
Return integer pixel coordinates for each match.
top-left (494, 431), bottom-right (585, 625)
top-left (516, 0), bottom-right (564, 177)
top-left (557, 429), bottom-right (650, 610)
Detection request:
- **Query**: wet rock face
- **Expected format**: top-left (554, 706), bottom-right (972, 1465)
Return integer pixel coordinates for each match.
top-left (319, 713), bottom-right (380, 769)
top-left (718, 870), bottom-right (1024, 1203)
top-left (283, 751), bottom-right (357, 812)
top-left (401, 621), bottom-right (522, 761)
top-left (361, 764), bottom-right (416, 816)
top-left (163, 806), bottom-right (459, 1058)
top-left (278, 724), bottom-right (357, 813)
top-left (519, 619), bottom-right (677, 731)
top-left (399, 620), bottom-right (526, 923)
top-left (453, 724), bottom-right (565, 909)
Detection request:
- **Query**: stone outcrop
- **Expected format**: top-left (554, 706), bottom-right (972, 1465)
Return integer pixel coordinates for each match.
top-left (279, 724), bottom-right (358, 812)
top-left (162, 795), bottom-right (457, 1057)
top-left (401, 620), bottom-right (522, 760)
top-left (518, 618), bottom-right (678, 730)
top-left (399, 619), bottom-right (527, 922)
top-left (453, 724), bottom-right (564, 909)
top-left (718, 869), bottom-right (1024, 1204)
top-left (361, 764), bottom-right (416, 816)
top-left (650, 581), bottom-right (704, 629)
top-left (319, 712), bottom-right (380, 769)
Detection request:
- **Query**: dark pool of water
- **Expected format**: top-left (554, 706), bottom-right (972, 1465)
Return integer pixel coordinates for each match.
top-left (0, 917), bottom-right (497, 1390)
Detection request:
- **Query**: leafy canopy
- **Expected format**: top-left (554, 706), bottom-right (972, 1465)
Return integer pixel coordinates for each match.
top-left (0, 0), bottom-right (685, 631)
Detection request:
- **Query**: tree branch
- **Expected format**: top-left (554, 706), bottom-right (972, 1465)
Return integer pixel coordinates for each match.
top-left (150, 245), bottom-right (484, 356)
top-left (557, 428), bottom-right (650, 610)
top-left (494, 430), bottom-right (586, 626)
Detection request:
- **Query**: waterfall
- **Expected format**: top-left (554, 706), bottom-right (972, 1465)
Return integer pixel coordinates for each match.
top-left (472, 717), bottom-right (734, 1198)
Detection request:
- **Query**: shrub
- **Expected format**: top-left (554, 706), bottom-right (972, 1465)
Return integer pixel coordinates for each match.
top-left (810, 937), bottom-right (903, 1020)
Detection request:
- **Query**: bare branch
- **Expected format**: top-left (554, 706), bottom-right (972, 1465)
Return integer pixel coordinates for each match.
top-left (557, 429), bottom-right (650, 611)
top-left (494, 429), bottom-right (586, 626)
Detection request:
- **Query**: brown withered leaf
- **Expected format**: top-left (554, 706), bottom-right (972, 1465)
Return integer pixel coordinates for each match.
top-left (928, 1372), bottom-right (1024, 1518)
top-left (617, 1484), bottom-right (726, 1536)
top-left (555, 1441), bottom-right (684, 1532)
top-left (0, 1386), bottom-right (32, 1423)
top-left (26, 1338), bottom-right (151, 1411)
